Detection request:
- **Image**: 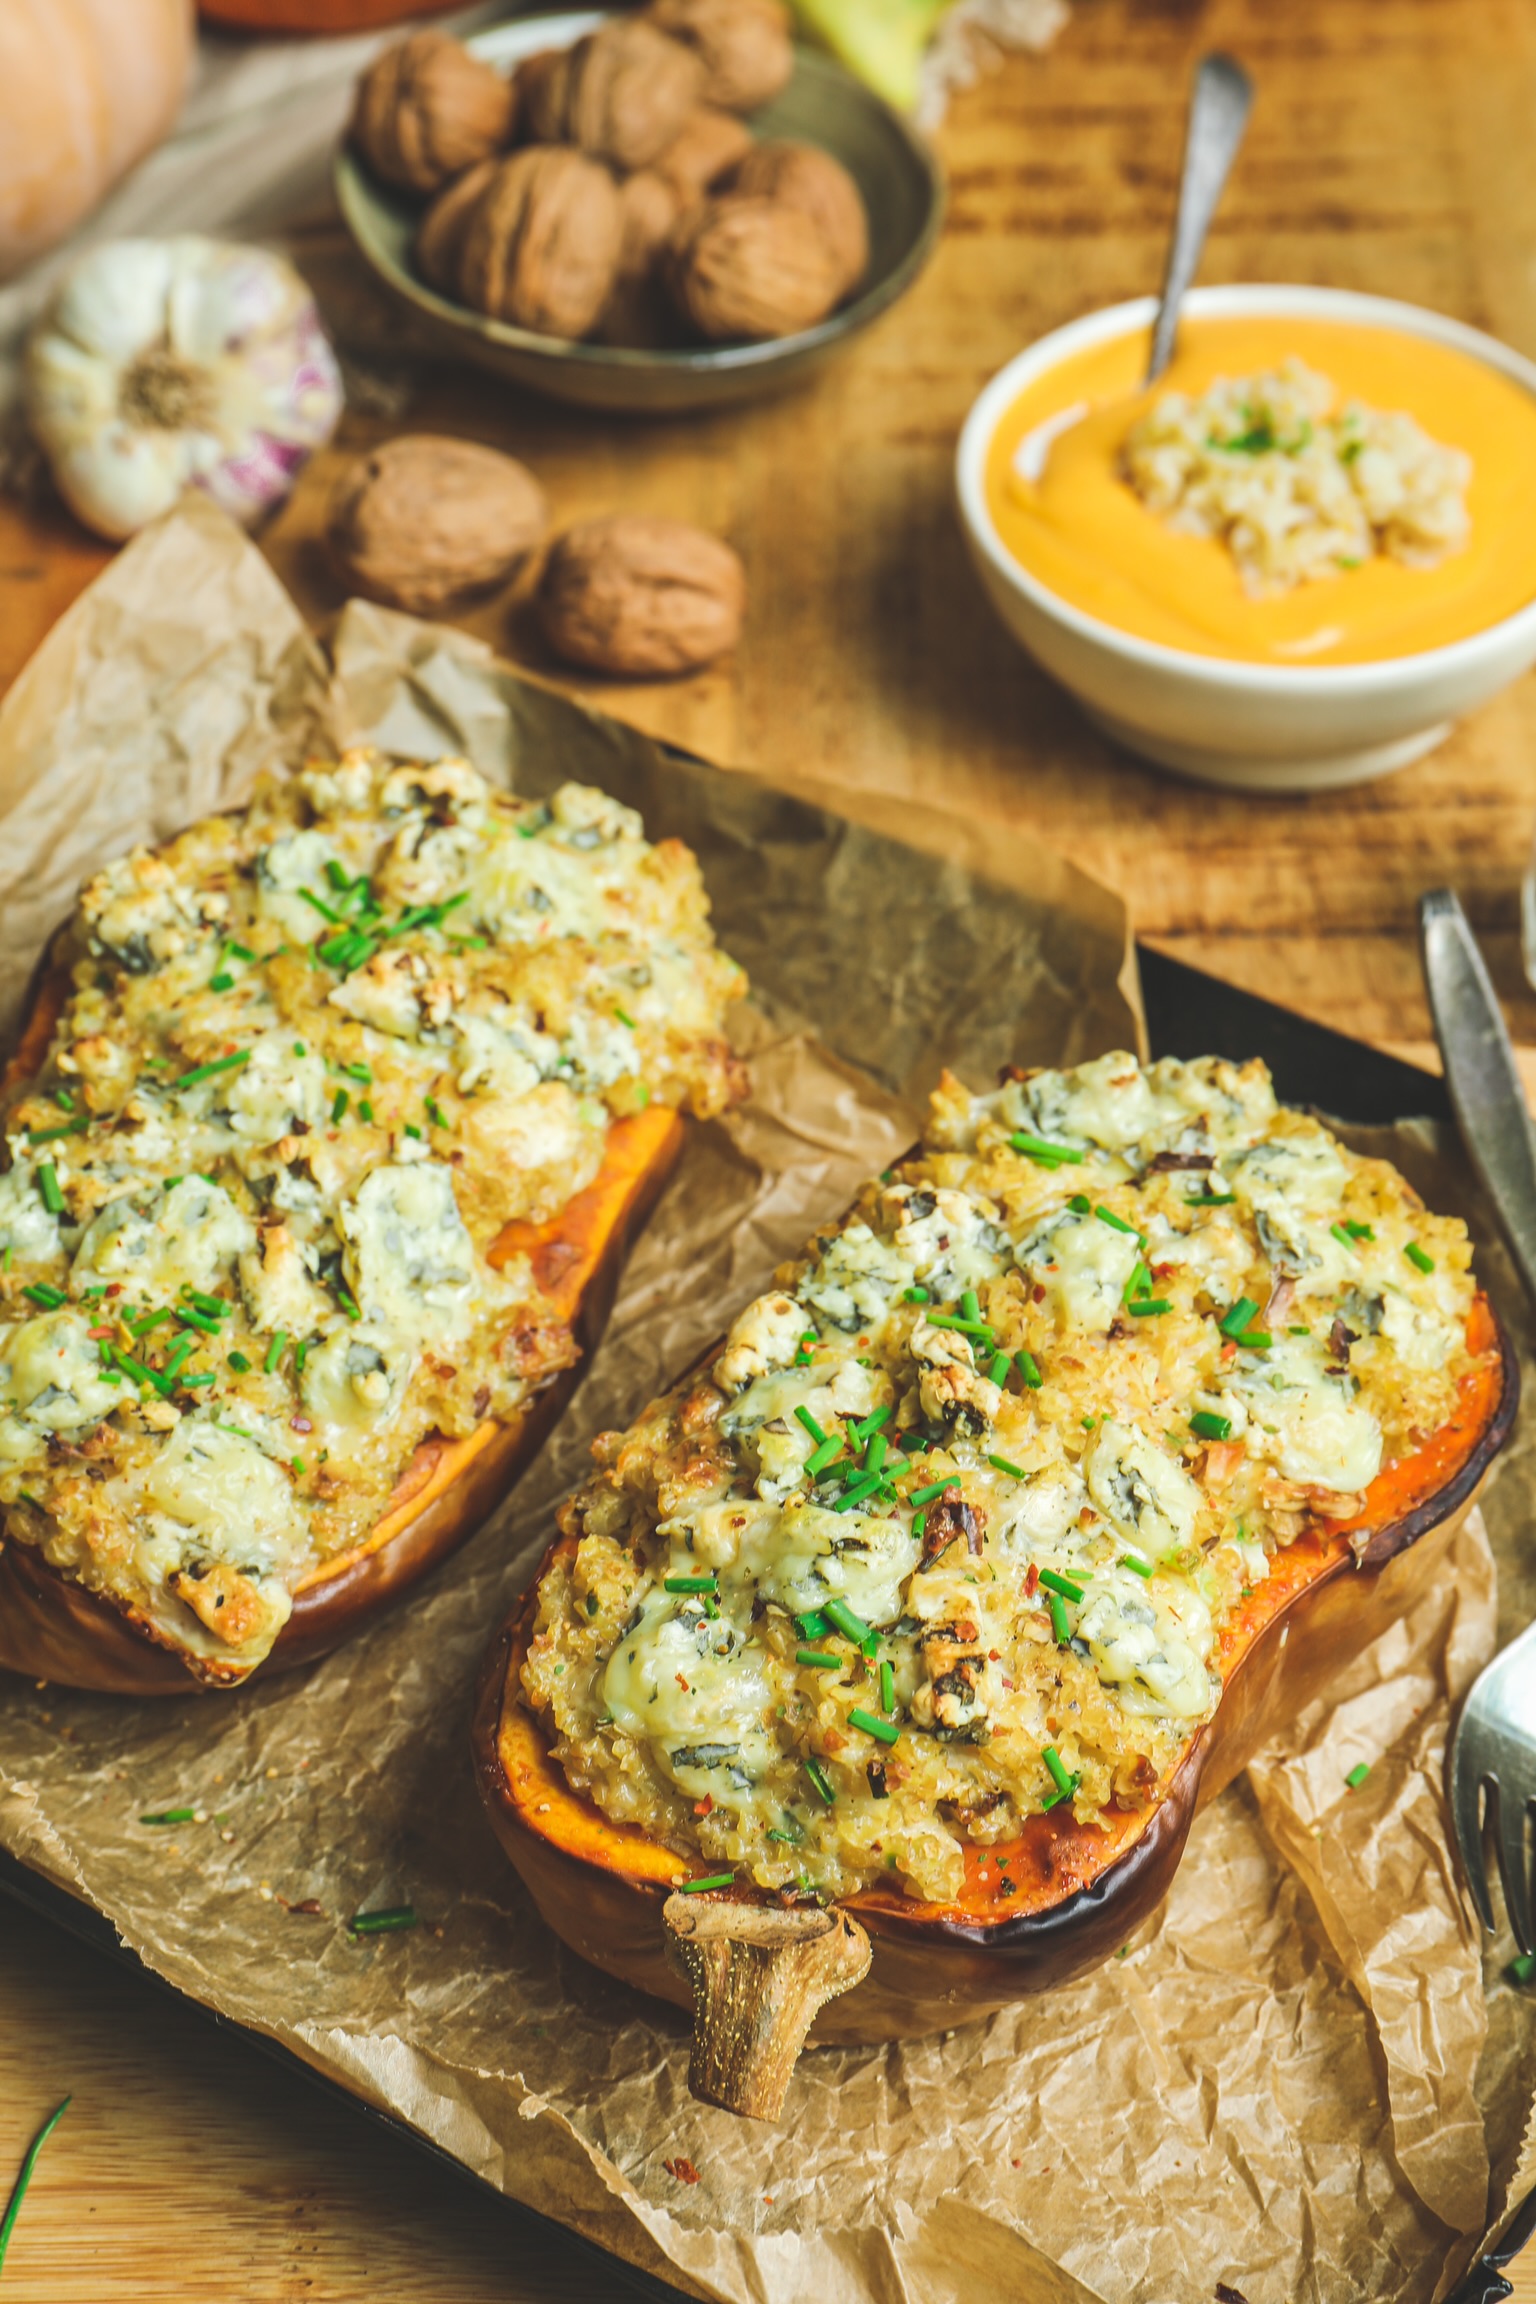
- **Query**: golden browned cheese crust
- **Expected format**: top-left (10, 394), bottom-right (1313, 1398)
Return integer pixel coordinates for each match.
top-left (0, 751), bottom-right (744, 1673)
top-left (522, 1053), bottom-right (1482, 1906)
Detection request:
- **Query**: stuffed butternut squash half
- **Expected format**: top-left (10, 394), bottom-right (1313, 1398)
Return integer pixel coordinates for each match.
top-left (0, 751), bottom-right (745, 1693)
top-left (475, 1051), bottom-right (1515, 2117)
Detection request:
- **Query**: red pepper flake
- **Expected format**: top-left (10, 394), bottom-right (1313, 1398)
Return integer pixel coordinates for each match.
top-left (1032, 1283), bottom-right (1046, 1303)
top-left (87, 1324), bottom-right (114, 1340)
top-left (104, 1284), bottom-right (122, 1298)
top-left (693, 1796), bottom-right (713, 1816)
top-left (1024, 1562), bottom-right (1039, 1597)
top-left (675, 1673), bottom-right (691, 1692)
top-left (277, 1895), bottom-right (326, 1917)
top-left (663, 2156), bottom-right (701, 2185)
top-left (988, 1648), bottom-right (1000, 1661)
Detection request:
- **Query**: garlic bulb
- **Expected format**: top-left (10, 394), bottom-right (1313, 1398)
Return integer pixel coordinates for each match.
top-left (23, 236), bottom-right (344, 542)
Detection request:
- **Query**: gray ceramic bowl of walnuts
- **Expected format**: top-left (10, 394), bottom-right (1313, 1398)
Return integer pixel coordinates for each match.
top-left (335, 7), bottom-right (943, 414)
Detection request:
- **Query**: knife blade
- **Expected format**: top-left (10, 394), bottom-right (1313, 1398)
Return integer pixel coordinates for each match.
top-left (1419, 887), bottom-right (1536, 1315)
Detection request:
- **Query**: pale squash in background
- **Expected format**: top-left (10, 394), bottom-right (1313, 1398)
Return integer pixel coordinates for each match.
top-left (0, 0), bottom-right (195, 282)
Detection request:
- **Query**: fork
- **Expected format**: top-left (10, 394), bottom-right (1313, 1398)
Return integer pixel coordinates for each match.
top-left (1421, 889), bottom-right (1536, 1954)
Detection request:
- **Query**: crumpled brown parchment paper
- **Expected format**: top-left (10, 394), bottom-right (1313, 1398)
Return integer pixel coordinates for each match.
top-left (0, 496), bottom-right (1531, 2304)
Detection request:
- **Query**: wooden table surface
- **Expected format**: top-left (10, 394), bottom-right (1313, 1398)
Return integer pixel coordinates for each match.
top-left (4, 0), bottom-right (1536, 2296)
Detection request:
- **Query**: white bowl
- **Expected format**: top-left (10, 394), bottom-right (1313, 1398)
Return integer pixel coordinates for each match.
top-left (954, 285), bottom-right (1536, 792)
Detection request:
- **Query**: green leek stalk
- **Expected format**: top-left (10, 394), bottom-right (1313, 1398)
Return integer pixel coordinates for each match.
top-left (788, 0), bottom-right (957, 111)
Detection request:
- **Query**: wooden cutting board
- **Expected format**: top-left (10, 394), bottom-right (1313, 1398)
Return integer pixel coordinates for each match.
top-left (3, 0), bottom-right (1536, 2296)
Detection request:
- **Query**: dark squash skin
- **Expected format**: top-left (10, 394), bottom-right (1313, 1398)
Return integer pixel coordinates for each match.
top-left (472, 1295), bottom-right (1517, 2043)
top-left (0, 952), bottom-right (688, 1693)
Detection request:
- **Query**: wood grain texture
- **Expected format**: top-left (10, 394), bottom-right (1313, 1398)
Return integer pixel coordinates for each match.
top-left (3, 0), bottom-right (1536, 2294)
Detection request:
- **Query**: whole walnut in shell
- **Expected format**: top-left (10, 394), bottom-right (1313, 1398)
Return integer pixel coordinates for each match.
top-left (669, 195), bottom-right (843, 341)
top-left (528, 18), bottom-right (703, 172)
top-left (645, 0), bottom-right (794, 112)
top-left (329, 435), bottom-right (549, 614)
top-left (460, 147), bottom-right (622, 339)
top-left (351, 31), bottom-right (516, 195)
top-left (727, 140), bottom-right (869, 295)
top-left (538, 515), bottom-right (745, 676)
top-left (415, 158), bottom-right (498, 296)
top-left (653, 106), bottom-right (754, 201)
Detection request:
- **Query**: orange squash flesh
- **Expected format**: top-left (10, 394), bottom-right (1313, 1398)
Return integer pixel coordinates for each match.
top-left (0, 952), bottom-right (688, 1692)
top-left (472, 1295), bottom-right (1516, 2043)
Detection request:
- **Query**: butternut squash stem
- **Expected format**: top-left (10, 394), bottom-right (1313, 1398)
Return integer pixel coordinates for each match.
top-left (662, 1894), bottom-right (872, 2121)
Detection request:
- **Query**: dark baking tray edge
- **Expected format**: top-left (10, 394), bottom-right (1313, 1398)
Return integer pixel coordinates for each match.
top-left (0, 943), bottom-right (1523, 2304)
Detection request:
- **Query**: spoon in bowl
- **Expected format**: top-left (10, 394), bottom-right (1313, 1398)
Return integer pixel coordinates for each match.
top-left (1146, 52), bottom-right (1254, 385)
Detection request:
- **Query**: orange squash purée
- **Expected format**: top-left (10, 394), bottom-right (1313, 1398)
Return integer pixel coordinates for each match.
top-left (983, 314), bottom-right (1536, 665)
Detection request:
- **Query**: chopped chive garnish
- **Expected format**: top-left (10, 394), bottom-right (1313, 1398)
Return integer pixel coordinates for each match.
top-left (161, 1335), bottom-right (196, 1380)
top-left (848, 1707), bottom-right (899, 1746)
top-left (228, 943), bottom-right (256, 963)
top-left (1343, 1220), bottom-right (1374, 1241)
top-left (1235, 1329), bottom-right (1272, 1350)
top-left (54, 1088), bottom-right (75, 1111)
top-left (264, 1331), bottom-right (288, 1375)
top-left (960, 1288), bottom-right (981, 1323)
top-left (988, 1453), bottom-right (1027, 1479)
top-left (903, 1284), bottom-right (930, 1303)
top-left (180, 1370), bottom-right (216, 1388)
top-left (348, 1905), bottom-right (418, 1935)
top-left (140, 1807), bottom-right (195, 1825)
top-left (796, 1610), bottom-right (831, 1639)
top-left (979, 1349), bottom-right (1007, 1386)
top-left (185, 1289), bottom-right (227, 1319)
top-left (848, 1406), bottom-right (890, 1444)
top-left (677, 1874), bottom-right (734, 1895)
top-left (796, 1648), bottom-right (841, 1670)
top-left (358, 1100), bottom-right (375, 1126)
top-left (1068, 1193), bottom-right (1091, 1215)
top-left (292, 1042), bottom-right (306, 1057)
top-left (291, 1457), bottom-right (305, 1476)
top-left (174, 1050), bottom-right (251, 1091)
top-left (1125, 1260), bottom-right (1152, 1303)
top-left (1330, 1223), bottom-right (1356, 1252)
top-left (1187, 1189), bottom-right (1236, 1206)
top-left (832, 1470), bottom-right (884, 1513)
top-left (25, 1117), bottom-right (87, 1143)
top-left (294, 1340), bottom-right (309, 1375)
top-left (343, 1062), bottom-right (372, 1085)
top-left (1094, 1205), bottom-right (1139, 1236)
top-left (1190, 1409), bottom-right (1232, 1442)
top-left (1288, 1323), bottom-right (1312, 1335)
top-left (403, 1122), bottom-right (422, 1140)
top-left (174, 1304), bottom-right (221, 1335)
top-left (297, 886), bottom-right (342, 924)
top-left (1344, 1762), bottom-right (1371, 1790)
top-left (1015, 1349), bottom-right (1042, 1389)
top-left (210, 972), bottom-right (235, 993)
top-left (924, 1311), bottom-right (993, 1339)
top-left (1038, 1568), bottom-right (1084, 1602)
top-left (1048, 1592), bottom-right (1071, 1644)
top-left (0, 2094), bottom-right (70, 2271)
top-left (324, 860), bottom-right (352, 892)
top-left (1042, 1745), bottom-right (1075, 1797)
top-left (912, 1509), bottom-right (927, 1543)
top-left (1126, 1298), bottom-right (1172, 1317)
top-left (1509, 1952), bottom-right (1536, 1987)
top-left (805, 1436), bottom-right (843, 1477)
top-left (1010, 1130), bottom-right (1084, 1165)
top-left (1120, 1553), bottom-right (1154, 1578)
top-left (227, 1351), bottom-right (251, 1373)
top-left (1080, 1415), bottom-right (1096, 1430)
top-left (804, 1757), bottom-right (836, 1805)
top-left (36, 1164), bottom-right (62, 1215)
top-left (21, 1283), bottom-right (66, 1310)
top-left (425, 1098), bottom-right (448, 1129)
top-left (335, 1283), bottom-right (361, 1321)
top-left (909, 1476), bottom-right (960, 1507)
top-left (331, 1089), bottom-right (349, 1123)
top-left (1219, 1297), bottom-right (1259, 1339)
top-left (824, 1597), bottom-right (871, 1645)
top-left (614, 1008), bottom-right (637, 1029)
top-left (1404, 1241), bottom-right (1435, 1274)
top-left (128, 1305), bottom-right (172, 1337)
top-left (879, 1659), bottom-right (895, 1713)
top-left (864, 1432), bottom-right (888, 1477)
top-left (794, 1405), bottom-right (827, 1445)
top-left (664, 1574), bottom-right (718, 1594)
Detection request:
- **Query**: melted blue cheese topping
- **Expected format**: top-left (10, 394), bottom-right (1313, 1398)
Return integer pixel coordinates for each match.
top-left (524, 1051), bottom-right (1482, 1906)
top-left (0, 750), bottom-right (744, 1676)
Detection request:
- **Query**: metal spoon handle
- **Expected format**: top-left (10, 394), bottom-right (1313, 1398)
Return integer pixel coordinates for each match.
top-left (1146, 53), bottom-right (1254, 386)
